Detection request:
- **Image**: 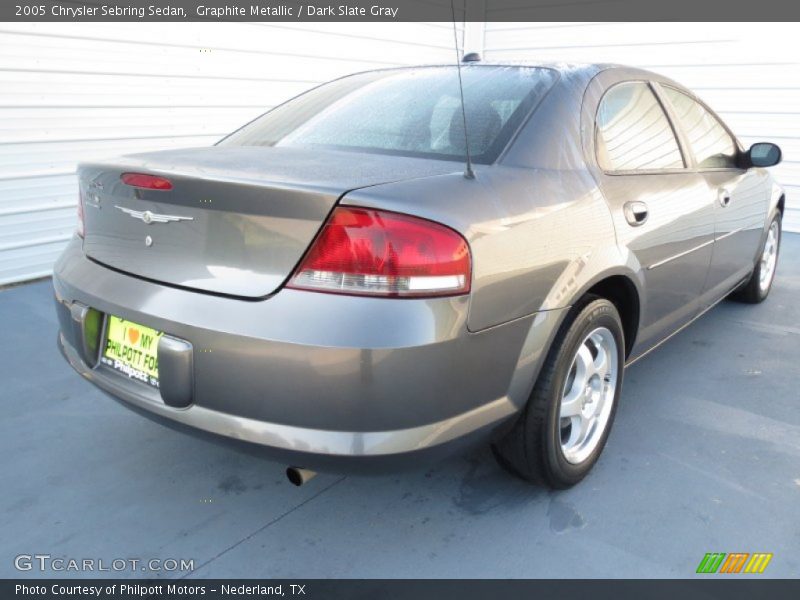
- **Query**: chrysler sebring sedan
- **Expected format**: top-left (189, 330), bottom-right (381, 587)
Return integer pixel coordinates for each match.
top-left (53, 62), bottom-right (784, 488)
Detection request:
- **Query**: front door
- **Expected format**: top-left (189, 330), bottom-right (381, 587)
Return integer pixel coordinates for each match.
top-left (657, 86), bottom-right (770, 303)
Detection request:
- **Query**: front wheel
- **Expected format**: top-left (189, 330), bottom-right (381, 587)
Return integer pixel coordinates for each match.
top-left (729, 212), bottom-right (781, 304)
top-left (493, 296), bottom-right (625, 488)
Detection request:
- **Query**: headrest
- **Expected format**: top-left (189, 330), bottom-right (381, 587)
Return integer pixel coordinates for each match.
top-left (448, 104), bottom-right (502, 156)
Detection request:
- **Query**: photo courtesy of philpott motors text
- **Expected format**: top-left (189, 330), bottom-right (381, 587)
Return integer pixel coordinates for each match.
top-left (14, 583), bottom-right (303, 597)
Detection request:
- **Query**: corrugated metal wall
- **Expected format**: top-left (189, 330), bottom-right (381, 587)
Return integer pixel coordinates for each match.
top-left (481, 22), bottom-right (799, 232)
top-left (0, 22), bottom-right (464, 285)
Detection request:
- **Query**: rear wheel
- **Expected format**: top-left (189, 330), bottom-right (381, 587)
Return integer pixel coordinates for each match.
top-left (493, 296), bottom-right (624, 488)
top-left (729, 213), bottom-right (781, 304)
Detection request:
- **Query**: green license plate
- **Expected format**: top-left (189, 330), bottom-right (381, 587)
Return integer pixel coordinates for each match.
top-left (100, 315), bottom-right (163, 388)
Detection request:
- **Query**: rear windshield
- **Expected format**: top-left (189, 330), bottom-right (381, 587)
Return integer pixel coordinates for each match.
top-left (219, 66), bottom-right (558, 164)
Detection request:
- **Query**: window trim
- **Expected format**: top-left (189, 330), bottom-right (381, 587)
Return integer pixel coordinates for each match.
top-left (594, 79), bottom-right (689, 176)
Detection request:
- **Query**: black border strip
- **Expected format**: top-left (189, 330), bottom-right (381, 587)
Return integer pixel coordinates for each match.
top-left (5, 0), bottom-right (800, 22)
top-left (4, 579), bottom-right (800, 599)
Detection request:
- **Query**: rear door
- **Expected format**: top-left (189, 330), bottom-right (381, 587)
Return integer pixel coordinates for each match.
top-left (657, 85), bottom-right (770, 302)
top-left (591, 80), bottom-right (715, 354)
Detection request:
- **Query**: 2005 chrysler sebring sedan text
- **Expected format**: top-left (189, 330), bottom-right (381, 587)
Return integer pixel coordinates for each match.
top-left (53, 63), bottom-right (784, 488)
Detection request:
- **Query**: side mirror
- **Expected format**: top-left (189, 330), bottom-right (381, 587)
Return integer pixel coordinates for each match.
top-left (746, 142), bottom-right (782, 168)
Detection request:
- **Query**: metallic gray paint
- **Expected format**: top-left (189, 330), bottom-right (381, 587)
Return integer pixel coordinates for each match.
top-left (58, 332), bottom-right (519, 458)
top-left (53, 63), bottom-right (783, 469)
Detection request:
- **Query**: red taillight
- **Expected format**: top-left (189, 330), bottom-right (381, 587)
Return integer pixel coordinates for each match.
top-left (288, 207), bottom-right (471, 298)
top-left (121, 172), bottom-right (173, 190)
top-left (76, 191), bottom-right (85, 238)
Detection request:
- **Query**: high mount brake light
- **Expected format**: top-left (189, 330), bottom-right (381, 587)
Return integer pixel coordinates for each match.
top-left (120, 173), bottom-right (173, 190)
top-left (288, 207), bottom-right (471, 298)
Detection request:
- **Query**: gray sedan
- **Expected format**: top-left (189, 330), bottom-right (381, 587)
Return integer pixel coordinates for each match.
top-left (53, 62), bottom-right (784, 488)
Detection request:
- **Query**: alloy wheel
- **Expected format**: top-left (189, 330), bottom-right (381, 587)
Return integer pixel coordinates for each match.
top-left (559, 327), bottom-right (619, 464)
top-left (758, 220), bottom-right (780, 293)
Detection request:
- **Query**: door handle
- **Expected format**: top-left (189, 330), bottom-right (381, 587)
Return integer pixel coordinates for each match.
top-left (623, 201), bottom-right (649, 226)
top-left (718, 189), bottom-right (732, 207)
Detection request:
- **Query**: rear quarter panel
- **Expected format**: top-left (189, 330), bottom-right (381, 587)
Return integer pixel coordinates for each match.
top-left (342, 165), bottom-right (620, 332)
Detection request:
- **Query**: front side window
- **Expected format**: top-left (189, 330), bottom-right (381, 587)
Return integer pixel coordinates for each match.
top-left (596, 82), bottom-right (684, 171)
top-left (220, 66), bottom-right (558, 164)
top-left (661, 87), bottom-right (738, 169)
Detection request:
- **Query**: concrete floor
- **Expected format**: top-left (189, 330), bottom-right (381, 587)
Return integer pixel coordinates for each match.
top-left (1, 235), bottom-right (798, 579)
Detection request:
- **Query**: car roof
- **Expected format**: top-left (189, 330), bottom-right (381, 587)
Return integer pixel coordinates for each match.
top-left (359, 61), bottom-right (605, 74)
top-left (454, 61), bottom-right (691, 96)
top-left (455, 60), bottom-right (612, 72)
top-left (347, 62), bottom-right (680, 90)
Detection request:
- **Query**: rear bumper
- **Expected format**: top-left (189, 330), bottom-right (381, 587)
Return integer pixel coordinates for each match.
top-left (53, 237), bottom-right (566, 469)
top-left (58, 331), bottom-right (511, 471)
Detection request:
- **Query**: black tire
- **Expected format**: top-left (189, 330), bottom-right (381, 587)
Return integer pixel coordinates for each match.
top-left (728, 212), bottom-right (782, 304)
top-left (493, 296), bottom-right (625, 488)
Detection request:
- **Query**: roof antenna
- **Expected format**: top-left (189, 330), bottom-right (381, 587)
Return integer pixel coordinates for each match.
top-left (450, 0), bottom-right (475, 180)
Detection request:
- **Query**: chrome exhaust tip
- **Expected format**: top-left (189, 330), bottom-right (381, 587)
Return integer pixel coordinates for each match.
top-left (286, 467), bottom-right (317, 486)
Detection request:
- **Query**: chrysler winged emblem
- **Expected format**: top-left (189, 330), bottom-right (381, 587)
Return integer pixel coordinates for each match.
top-left (115, 205), bottom-right (193, 224)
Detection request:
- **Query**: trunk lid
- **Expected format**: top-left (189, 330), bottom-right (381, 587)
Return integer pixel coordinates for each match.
top-left (79, 146), bottom-right (457, 297)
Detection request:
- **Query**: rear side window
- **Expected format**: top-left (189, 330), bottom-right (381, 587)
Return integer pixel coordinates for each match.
top-left (661, 87), bottom-right (738, 169)
top-left (596, 82), bottom-right (684, 171)
top-left (219, 66), bottom-right (558, 164)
